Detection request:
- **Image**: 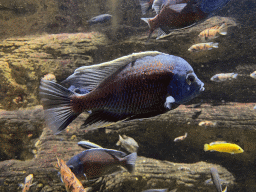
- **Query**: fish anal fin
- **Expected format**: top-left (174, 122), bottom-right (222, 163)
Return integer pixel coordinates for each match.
top-left (82, 110), bottom-right (130, 130)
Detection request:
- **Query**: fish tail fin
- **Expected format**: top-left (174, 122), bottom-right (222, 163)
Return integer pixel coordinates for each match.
top-left (39, 79), bottom-right (81, 134)
top-left (222, 186), bottom-right (227, 192)
top-left (232, 73), bottom-right (238, 79)
top-left (218, 23), bottom-right (228, 35)
top-left (141, 17), bottom-right (151, 28)
top-left (124, 152), bottom-right (137, 173)
top-left (212, 42), bottom-right (219, 48)
top-left (204, 144), bottom-right (210, 151)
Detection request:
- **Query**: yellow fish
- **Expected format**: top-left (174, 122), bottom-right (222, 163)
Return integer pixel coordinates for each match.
top-left (198, 23), bottom-right (228, 41)
top-left (20, 174), bottom-right (34, 192)
top-left (188, 42), bottom-right (218, 52)
top-left (204, 141), bottom-right (244, 154)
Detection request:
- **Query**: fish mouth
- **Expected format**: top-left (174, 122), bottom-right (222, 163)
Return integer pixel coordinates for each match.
top-left (200, 86), bottom-right (205, 92)
top-left (199, 83), bottom-right (205, 92)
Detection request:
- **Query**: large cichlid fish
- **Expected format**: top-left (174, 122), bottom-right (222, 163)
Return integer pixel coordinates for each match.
top-left (39, 51), bottom-right (204, 134)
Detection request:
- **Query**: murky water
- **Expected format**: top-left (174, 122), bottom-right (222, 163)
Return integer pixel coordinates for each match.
top-left (0, 0), bottom-right (255, 191)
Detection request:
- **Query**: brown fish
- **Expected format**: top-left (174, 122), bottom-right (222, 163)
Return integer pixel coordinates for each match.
top-left (141, 0), bottom-right (207, 39)
top-left (55, 157), bottom-right (90, 192)
top-left (66, 148), bottom-right (137, 180)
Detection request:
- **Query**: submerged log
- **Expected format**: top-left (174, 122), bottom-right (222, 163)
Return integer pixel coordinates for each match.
top-left (0, 102), bottom-right (255, 191)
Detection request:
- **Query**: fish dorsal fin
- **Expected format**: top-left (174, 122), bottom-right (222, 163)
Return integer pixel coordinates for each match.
top-left (168, 3), bottom-right (187, 13)
top-left (209, 141), bottom-right (227, 146)
top-left (62, 51), bottom-right (162, 91)
top-left (103, 149), bottom-right (127, 158)
top-left (77, 141), bottom-right (103, 149)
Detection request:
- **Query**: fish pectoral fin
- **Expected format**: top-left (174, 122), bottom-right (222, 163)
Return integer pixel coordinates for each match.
top-left (164, 96), bottom-right (175, 110)
top-left (168, 3), bottom-right (187, 13)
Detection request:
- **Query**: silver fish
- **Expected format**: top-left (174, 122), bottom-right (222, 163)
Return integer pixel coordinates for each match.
top-left (210, 73), bottom-right (238, 82)
top-left (116, 135), bottom-right (139, 153)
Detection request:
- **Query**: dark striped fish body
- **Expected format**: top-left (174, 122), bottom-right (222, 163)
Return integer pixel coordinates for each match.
top-left (73, 58), bottom-right (173, 114)
top-left (40, 51), bottom-right (204, 133)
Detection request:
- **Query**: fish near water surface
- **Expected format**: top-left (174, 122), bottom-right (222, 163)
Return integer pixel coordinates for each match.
top-left (142, 0), bottom-right (231, 39)
top-left (40, 51), bottom-right (204, 134)
top-left (66, 148), bottom-right (137, 180)
top-left (204, 141), bottom-right (244, 154)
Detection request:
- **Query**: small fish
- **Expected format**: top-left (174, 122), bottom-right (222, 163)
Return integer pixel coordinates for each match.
top-left (39, 51), bottom-right (204, 134)
top-left (198, 23), bottom-right (228, 41)
top-left (55, 157), bottom-right (90, 192)
top-left (254, 105), bottom-right (256, 110)
top-left (210, 167), bottom-right (228, 192)
top-left (210, 73), bottom-right (238, 82)
top-left (66, 148), bottom-right (137, 180)
top-left (20, 174), bottom-right (34, 192)
top-left (174, 132), bottom-right (187, 142)
top-left (204, 141), bottom-right (244, 154)
top-left (249, 71), bottom-right (256, 79)
top-left (116, 135), bottom-right (139, 153)
top-left (42, 73), bottom-right (56, 82)
top-left (188, 42), bottom-right (218, 52)
top-left (199, 120), bottom-right (217, 127)
top-left (87, 14), bottom-right (112, 25)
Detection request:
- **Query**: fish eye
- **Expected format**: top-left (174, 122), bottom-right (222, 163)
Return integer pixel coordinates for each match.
top-left (186, 74), bottom-right (196, 85)
top-left (69, 166), bottom-right (74, 171)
